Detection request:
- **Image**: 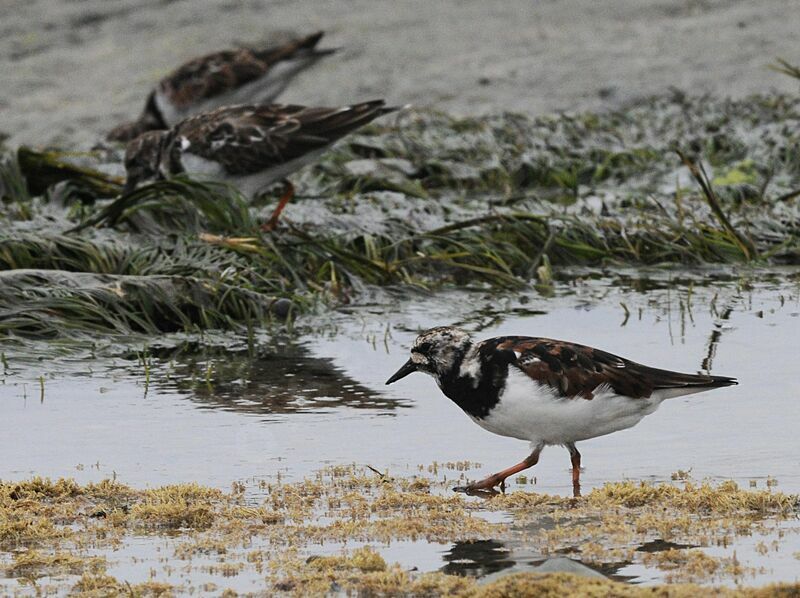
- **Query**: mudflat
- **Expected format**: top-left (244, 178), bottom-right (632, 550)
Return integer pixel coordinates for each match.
top-left (1, 0), bottom-right (798, 147)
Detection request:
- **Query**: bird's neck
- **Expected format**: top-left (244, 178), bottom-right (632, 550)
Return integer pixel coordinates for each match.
top-left (436, 344), bottom-right (511, 419)
top-left (142, 91), bottom-right (169, 130)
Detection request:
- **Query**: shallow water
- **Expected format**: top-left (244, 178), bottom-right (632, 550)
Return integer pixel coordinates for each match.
top-left (1, 267), bottom-right (799, 589)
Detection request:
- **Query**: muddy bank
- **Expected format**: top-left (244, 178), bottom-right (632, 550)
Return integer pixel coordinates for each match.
top-left (1, 0), bottom-right (799, 148)
top-left (1, 470), bottom-right (798, 594)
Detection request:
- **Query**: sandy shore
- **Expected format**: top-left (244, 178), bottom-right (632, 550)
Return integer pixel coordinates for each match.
top-left (1, 0), bottom-right (798, 148)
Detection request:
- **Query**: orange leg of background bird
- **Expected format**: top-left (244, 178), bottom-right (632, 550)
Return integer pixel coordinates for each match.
top-left (457, 445), bottom-right (543, 493)
top-left (566, 442), bottom-right (581, 498)
top-left (261, 180), bottom-right (295, 231)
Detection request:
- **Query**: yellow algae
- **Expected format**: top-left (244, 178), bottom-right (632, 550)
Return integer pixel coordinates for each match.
top-left (130, 501), bottom-right (216, 529)
top-left (348, 546), bottom-right (388, 572)
top-left (224, 505), bottom-right (282, 524)
top-left (6, 549), bottom-right (106, 578)
top-left (408, 571), bottom-right (476, 596)
top-left (474, 572), bottom-right (800, 597)
top-left (173, 536), bottom-right (229, 559)
top-left (643, 549), bottom-right (721, 583)
top-left (0, 512), bottom-right (67, 547)
top-left (130, 483), bottom-right (224, 529)
top-left (203, 561), bottom-right (244, 577)
top-left (0, 469), bottom-right (798, 593)
top-left (71, 573), bottom-right (174, 597)
top-left (307, 547), bottom-right (386, 573)
top-left (475, 572), bottom-right (718, 597)
top-left (585, 480), bottom-right (796, 513)
top-left (71, 572), bottom-right (124, 595)
top-left (2, 477), bottom-right (82, 500)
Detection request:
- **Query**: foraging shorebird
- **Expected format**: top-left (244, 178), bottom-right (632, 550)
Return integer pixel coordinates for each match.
top-left (107, 32), bottom-right (336, 142)
top-left (122, 100), bottom-right (396, 229)
top-left (386, 326), bottom-right (737, 496)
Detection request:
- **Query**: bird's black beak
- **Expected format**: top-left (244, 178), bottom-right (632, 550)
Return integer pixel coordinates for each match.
top-left (385, 359), bottom-right (417, 385)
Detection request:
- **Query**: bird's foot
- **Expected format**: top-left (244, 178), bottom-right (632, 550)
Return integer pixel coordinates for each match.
top-left (260, 219), bottom-right (279, 232)
top-left (572, 481), bottom-right (582, 498)
top-left (261, 180), bottom-right (295, 232)
top-left (452, 474), bottom-right (507, 496)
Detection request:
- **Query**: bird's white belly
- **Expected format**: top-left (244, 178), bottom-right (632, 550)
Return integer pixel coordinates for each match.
top-left (154, 89), bottom-right (185, 127)
top-left (471, 368), bottom-right (663, 445)
top-left (180, 152), bottom-right (225, 178)
top-left (191, 75), bottom-right (284, 115)
top-left (178, 153), bottom-right (265, 198)
top-left (178, 149), bottom-right (328, 199)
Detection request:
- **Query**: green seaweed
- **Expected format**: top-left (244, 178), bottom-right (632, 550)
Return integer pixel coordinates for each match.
top-left (1, 94), bottom-right (799, 339)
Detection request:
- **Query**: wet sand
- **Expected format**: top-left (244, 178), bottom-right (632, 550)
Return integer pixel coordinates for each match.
top-left (1, 0), bottom-right (799, 147)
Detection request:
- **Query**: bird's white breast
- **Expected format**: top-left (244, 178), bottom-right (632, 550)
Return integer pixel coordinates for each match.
top-left (470, 367), bottom-right (663, 445)
top-left (154, 88), bottom-right (184, 127)
top-left (176, 147), bottom-right (329, 199)
top-left (179, 152), bottom-right (226, 179)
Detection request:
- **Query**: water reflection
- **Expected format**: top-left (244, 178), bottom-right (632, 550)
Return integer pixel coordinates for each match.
top-left (143, 343), bottom-right (406, 417)
top-left (441, 538), bottom-right (635, 581)
top-left (441, 535), bottom-right (708, 584)
top-left (702, 304), bottom-right (734, 372)
top-left (441, 540), bottom-right (515, 577)
top-left (635, 539), bottom-right (697, 553)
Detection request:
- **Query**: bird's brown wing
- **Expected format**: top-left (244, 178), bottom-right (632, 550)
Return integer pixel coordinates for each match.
top-left (159, 49), bottom-right (269, 108)
top-left (487, 336), bottom-right (736, 400)
top-left (159, 32), bottom-right (331, 108)
top-left (176, 101), bottom-right (394, 175)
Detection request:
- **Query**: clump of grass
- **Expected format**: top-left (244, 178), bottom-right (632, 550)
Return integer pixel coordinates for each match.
top-left (16, 146), bottom-right (122, 198)
top-left (474, 572), bottom-right (719, 597)
top-left (585, 479), bottom-right (797, 513)
top-left (307, 547), bottom-right (387, 573)
top-left (71, 573), bottom-right (174, 596)
top-left (67, 176), bottom-right (252, 234)
top-left (676, 150), bottom-right (758, 260)
top-left (0, 152), bottom-right (30, 204)
top-left (770, 58), bottom-right (800, 82)
top-left (128, 484), bottom-right (223, 529)
top-left (0, 269), bottom-right (291, 338)
top-left (6, 549), bottom-right (106, 579)
top-left (642, 548), bottom-right (722, 583)
top-left (3, 95), bottom-right (799, 339)
top-left (3, 476), bottom-right (84, 499)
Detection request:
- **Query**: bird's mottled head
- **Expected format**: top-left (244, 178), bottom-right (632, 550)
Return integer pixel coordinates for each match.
top-left (122, 130), bottom-right (169, 193)
top-left (386, 326), bottom-right (472, 384)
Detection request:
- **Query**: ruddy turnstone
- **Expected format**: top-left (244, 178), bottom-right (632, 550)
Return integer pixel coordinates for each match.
top-left (122, 100), bottom-right (395, 229)
top-left (386, 326), bottom-right (737, 496)
top-left (107, 31), bottom-right (336, 142)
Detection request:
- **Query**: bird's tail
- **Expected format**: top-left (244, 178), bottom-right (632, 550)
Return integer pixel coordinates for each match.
top-left (258, 31), bottom-right (337, 63)
top-left (646, 368), bottom-right (738, 400)
top-left (295, 100), bottom-right (398, 141)
top-left (295, 31), bottom-right (334, 55)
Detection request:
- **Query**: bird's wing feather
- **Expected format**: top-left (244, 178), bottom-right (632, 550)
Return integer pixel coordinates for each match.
top-left (175, 101), bottom-right (393, 175)
top-left (159, 49), bottom-right (269, 108)
top-left (158, 33), bottom-right (332, 109)
top-left (486, 336), bottom-right (736, 400)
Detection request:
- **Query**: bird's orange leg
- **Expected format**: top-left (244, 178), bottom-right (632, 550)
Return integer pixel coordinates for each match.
top-left (566, 442), bottom-right (581, 498)
top-left (261, 180), bottom-right (295, 232)
top-left (454, 444), bottom-right (543, 494)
